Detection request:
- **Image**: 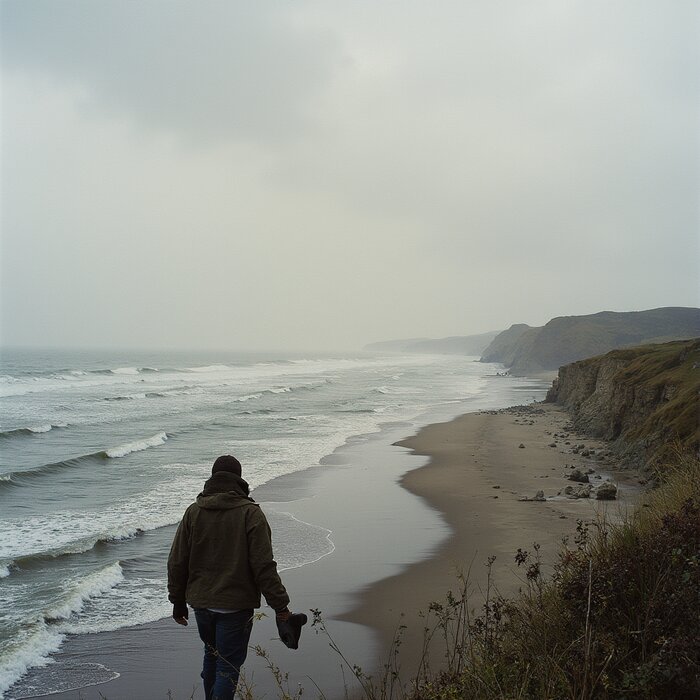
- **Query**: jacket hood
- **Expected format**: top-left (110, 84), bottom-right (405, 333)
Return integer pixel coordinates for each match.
top-left (196, 471), bottom-right (255, 510)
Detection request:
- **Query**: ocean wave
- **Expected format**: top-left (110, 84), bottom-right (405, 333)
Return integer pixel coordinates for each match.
top-left (235, 393), bottom-right (263, 402)
top-left (0, 463), bottom-right (204, 562)
top-left (187, 364), bottom-right (231, 373)
top-left (1, 527), bottom-right (148, 572)
top-left (54, 575), bottom-right (171, 637)
top-left (44, 563), bottom-right (124, 622)
top-left (0, 454), bottom-right (105, 489)
top-left (103, 385), bottom-right (204, 401)
top-left (0, 433), bottom-right (169, 488)
top-left (0, 365), bottom-right (161, 397)
top-left (103, 393), bottom-right (147, 401)
top-left (0, 564), bottom-right (123, 698)
top-left (0, 624), bottom-right (65, 699)
top-left (232, 383), bottom-right (322, 403)
top-left (147, 386), bottom-right (204, 398)
top-left (105, 432), bottom-right (168, 458)
top-left (0, 423), bottom-right (67, 439)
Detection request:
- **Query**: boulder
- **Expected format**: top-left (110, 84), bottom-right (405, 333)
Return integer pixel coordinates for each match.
top-left (596, 482), bottom-right (618, 500)
top-left (568, 469), bottom-right (589, 483)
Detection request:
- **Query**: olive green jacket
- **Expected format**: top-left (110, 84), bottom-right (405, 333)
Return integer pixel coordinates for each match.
top-left (167, 471), bottom-right (290, 612)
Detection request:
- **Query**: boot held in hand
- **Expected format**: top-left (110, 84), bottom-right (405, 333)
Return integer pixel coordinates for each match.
top-left (276, 612), bottom-right (308, 649)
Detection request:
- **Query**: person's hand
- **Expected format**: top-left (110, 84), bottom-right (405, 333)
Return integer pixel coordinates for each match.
top-left (173, 602), bottom-right (189, 626)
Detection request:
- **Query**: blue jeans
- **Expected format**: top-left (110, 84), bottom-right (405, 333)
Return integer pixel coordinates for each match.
top-left (193, 608), bottom-right (254, 700)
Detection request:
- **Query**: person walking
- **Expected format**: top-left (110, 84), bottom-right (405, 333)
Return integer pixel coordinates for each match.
top-left (168, 454), bottom-right (292, 699)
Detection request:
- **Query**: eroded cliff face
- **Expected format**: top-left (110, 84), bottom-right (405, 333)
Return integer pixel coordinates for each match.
top-left (546, 339), bottom-right (700, 469)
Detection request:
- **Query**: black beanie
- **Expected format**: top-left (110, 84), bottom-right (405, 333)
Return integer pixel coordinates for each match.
top-left (212, 455), bottom-right (242, 476)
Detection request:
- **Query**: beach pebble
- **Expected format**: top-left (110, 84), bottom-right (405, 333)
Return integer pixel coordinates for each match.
top-left (518, 443), bottom-right (525, 448)
top-left (533, 490), bottom-right (546, 501)
top-left (492, 485), bottom-right (501, 489)
top-left (548, 442), bottom-right (557, 447)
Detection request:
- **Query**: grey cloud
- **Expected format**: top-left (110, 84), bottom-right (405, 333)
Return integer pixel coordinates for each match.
top-left (1, 1), bottom-right (698, 351)
top-left (2, 0), bottom-right (342, 144)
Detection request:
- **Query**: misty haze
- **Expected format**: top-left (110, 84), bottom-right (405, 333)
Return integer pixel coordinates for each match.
top-left (1, 2), bottom-right (698, 699)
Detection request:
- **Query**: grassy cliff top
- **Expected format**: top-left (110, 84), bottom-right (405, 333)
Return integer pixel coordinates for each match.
top-left (564, 338), bottom-right (700, 467)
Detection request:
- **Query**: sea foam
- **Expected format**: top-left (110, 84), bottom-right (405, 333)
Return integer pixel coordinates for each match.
top-left (105, 432), bottom-right (168, 459)
top-left (0, 563), bottom-right (123, 698)
top-left (44, 563), bottom-right (124, 622)
top-left (0, 625), bottom-right (64, 699)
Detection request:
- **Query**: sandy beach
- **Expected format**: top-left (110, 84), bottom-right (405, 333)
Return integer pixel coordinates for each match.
top-left (343, 402), bottom-right (641, 678)
top-left (14, 391), bottom-right (641, 700)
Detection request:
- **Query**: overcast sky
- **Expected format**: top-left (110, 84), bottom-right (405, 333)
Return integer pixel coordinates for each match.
top-left (2, 0), bottom-right (698, 351)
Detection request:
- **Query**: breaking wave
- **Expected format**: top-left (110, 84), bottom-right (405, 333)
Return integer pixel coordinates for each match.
top-left (0, 433), bottom-right (169, 488)
top-left (103, 386), bottom-right (203, 401)
top-left (89, 367), bottom-right (159, 375)
top-left (0, 423), bottom-right (67, 439)
top-left (44, 563), bottom-right (124, 623)
top-left (105, 432), bottom-right (168, 458)
top-left (0, 563), bottom-right (124, 698)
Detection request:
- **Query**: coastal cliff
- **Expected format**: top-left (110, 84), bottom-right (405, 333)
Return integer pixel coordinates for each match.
top-left (546, 338), bottom-right (700, 469)
top-left (481, 307), bottom-right (700, 375)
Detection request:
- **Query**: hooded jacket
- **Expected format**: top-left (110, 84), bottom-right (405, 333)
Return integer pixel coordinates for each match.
top-left (167, 471), bottom-right (290, 612)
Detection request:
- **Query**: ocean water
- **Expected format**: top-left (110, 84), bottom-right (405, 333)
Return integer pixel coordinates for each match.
top-left (0, 348), bottom-right (545, 698)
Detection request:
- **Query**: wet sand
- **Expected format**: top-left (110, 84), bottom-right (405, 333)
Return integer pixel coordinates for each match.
top-left (342, 402), bottom-right (640, 678)
top-left (16, 420), bottom-right (445, 700)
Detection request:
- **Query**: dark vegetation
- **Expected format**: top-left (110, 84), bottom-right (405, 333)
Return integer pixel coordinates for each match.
top-left (402, 453), bottom-right (699, 700)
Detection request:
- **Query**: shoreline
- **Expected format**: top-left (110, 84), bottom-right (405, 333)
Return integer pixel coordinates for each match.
top-left (8, 374), bottom-right (570, 700)
top-left (341, 402), bottom-right (642, 678)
